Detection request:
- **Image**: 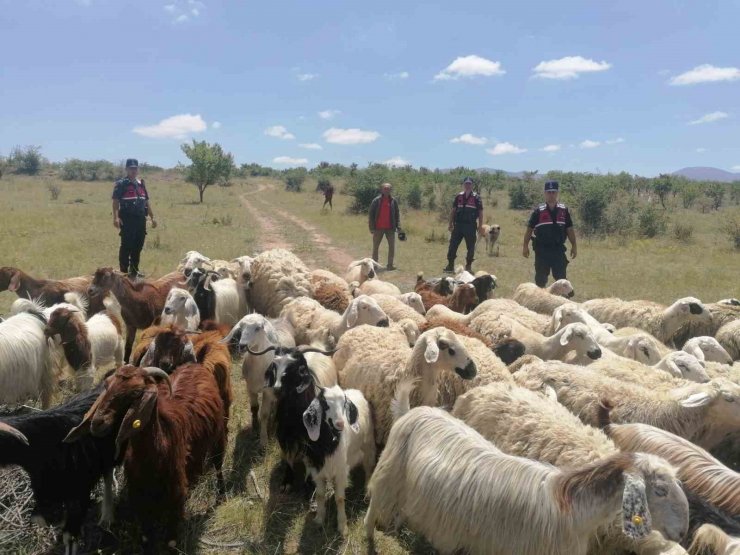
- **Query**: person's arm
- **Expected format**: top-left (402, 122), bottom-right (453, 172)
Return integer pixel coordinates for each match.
top-left (566, 227), bottom-right (577, 258)
top-left (146, 201), bottom-right (157, 228)
top-left (394, 199), bottom-right (401, 231)
top-left (448, 207), bottom-right (456, 231)
top-left (112, 199), bottom-right (120, 228)
top-left (522, 227), bottom-right (534, 258)
top-left (368, 199), bottom-right (376, 233)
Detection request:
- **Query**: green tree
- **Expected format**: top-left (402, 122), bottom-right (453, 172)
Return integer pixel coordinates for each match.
top-left (10, 145), bottom-right (44, 175)
top-left (653, 174), bottom-right (673, 209)
top-left (680, 183), bottom-right (701, 209)
top-left (705, 183), bottom-right (725, 211)
top-left (180, 140), bottom-right (234, 203)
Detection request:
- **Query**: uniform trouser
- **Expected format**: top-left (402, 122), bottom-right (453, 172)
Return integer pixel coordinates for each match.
top-left (447, 224), bottom-right (477, 264)
top-left (119, 217), bottom-right (147, 273)
top-left (534, 247), bottom-right (568, 287)
top-left (372, 229), bottom-right (395, 267)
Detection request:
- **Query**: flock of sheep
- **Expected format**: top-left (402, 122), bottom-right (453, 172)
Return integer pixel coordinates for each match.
top-left (0, 248), bottom-right (739, 555)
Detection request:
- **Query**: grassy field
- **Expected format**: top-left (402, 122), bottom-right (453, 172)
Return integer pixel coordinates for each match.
top-left (0, 173), bottom-right (738, 555)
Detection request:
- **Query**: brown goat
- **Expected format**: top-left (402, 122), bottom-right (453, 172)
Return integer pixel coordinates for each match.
top-left (136, 325), bottom-right (232, 420)
top-left (420, 317), bottom-right (492, 347)
top-left (313, 281), bottom-right (351, 313)
top-left (44, 307), bottom-right (92, 386)
top-left (65, 364), bottom-right (226, 551)
top-left (0, 266), bottom-right (94, 306)
top-left (415, 272), bottom-right (455, 296)
top-left (417, 282), bottom-right (478, 314)
top-left (89, 267), bottom-right (185, 363)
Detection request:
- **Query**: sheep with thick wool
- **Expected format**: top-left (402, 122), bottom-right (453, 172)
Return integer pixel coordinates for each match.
top-left (513, 360), bottom-right (740, 451)
top-left (337, 327), bottom-right (476, 444)
top-left (344, 258), bottom-right (381, 284)
top-left (688, 524), bottom-right (740, 555)
top-left (452, 383), bottom-right (691, 555)
top-left (312, 280), bottom-right (352, 314)
top-left (513, 280), bottom-right (576, 315)
top-left (716, 320), bottom-right (740, 362)
top-left (332, 322), bottom-right (418, 373)
top-left (281, 294), bottom-right (389, 348)
top-left (356, 279), bottom-right (402, 296)
top-left (248, 249), bottom-right (314, 317)
top-left (369, 293), bottom-right (426, 325)
top-left (365, 400), bottom-right (688, 555)
top-left (587, 351), bottom-right (710, 385)
top-left (582, 297), bottom-right (713, 346)
top-left (673, 300), bottom-right (740, 349)
top-left (462, 298), bottom-right (552, 334)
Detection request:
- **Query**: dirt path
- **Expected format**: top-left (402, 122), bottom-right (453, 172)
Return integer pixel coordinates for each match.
top-left (240, 181), bottom-right (354, 271)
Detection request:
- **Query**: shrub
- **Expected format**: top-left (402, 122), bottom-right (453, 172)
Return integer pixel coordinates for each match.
top-left (285, 174), bottom-right (305, 192)
top-left (672, 222), bottom-right (694, 242)
top-left (603, 194), bottom-right (638, 237)
top-left (406, 183), bottom-right (422, 209)
top-left (317, 178), bottom-right (331, 193)
top-left (681, 185), bottom-right (701, 209)
top-left (424, 228), bottom-right (448, 244)
top-left (705, 183), bottom-right (725, 211)
top-left (9, 145), bottom-right (44, 175)
top-left (347, 181), bottom-right (378, 213)
top-left (508, 183), bottom-right (529, 210)
top-left (637, 204), bottom-right (667, 238)
top-left (573, 182), bottom-right (611, 236)
top-left (724, 217), bottom-right (740, 250)
top-left (61, 159), bottom-right (119, 181)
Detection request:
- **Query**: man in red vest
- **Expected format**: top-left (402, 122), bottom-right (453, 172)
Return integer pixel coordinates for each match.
top-left (368, 183), bottom-right (400, 271)
top-left (522, 180), bottom-right (577, 287)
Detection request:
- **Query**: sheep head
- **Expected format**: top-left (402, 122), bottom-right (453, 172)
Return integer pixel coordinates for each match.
top-left (626, 335), bottom-right (662, 365)
top-left (44, 306), bottom-right (83, 340)
top-left (558, 323), bottom-right (602, 360)
top-left (400, 292), bottom-right (426, 316)
top-left (658, 352), bottom-right (709, 383)
top-left (668, 297), bottom-right (711, 322)
top-left (345, 295), bottom-right (389, 329)
top-left (139, 326), bottom-right (196, 373)
top-left (421, 329), bottom-right (476, 379)
top-left (701, 379), bottom-right (740, 433)
top-left (265, 347), bottom-right (331, 393)
top-left (549, 279), bottom-right (575, 298)
top-left (221, 314), bottom-right (277, 354)
top-left (303, 385), bottom-right (359, 441)
top-left (64, 365), bottom-right (171, 458)
top-left (684, 336), bottom-right (733, 364)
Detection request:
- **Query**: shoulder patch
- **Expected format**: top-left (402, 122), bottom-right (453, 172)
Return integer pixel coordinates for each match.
top-left (557, 203), bottom-right (566, 208)
top-left (538, 203), bottom-right (547, 210)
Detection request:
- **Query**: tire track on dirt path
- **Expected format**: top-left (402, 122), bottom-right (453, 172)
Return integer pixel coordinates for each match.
top-left (240, 182), bottom-right (355, 271)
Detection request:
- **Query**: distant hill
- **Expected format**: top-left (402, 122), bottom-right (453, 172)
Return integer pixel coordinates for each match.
top-left (672, 167), bottom-right (740, 182)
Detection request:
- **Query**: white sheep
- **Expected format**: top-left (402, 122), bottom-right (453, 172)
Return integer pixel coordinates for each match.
top-left (302, 385), bottom-right (375, 536)
top-left (231, 255), bottom-right (254, 289)
top-left (365, 401), bottom-right (688, 555)
top-left (161, 288), bottom-right (200, 331)
top-left (337, 327), bottom-right (477, 444)
top-left (178, 250), bottom-right (240, 279)
top-left (468, 298), bottom-right (552, 334)
top-left (673, 300), bottom-right (740, 348)
top-left (248, 249), bottom-right (314, 317)
top-left (716, 320), bottom-right (740, 362)
top-left (369, 293), bottom-right (426, 325)
top-left (513, 359), bottom-right (740, 451)
top-left (683, 336), bottom-right (734, 364)
top-left (588, 350), bottom-right (710, 385)
top-left (344, 258), bottom-right (381, 285)
top-left (512, 280), bottom-right (576, 315)
top-left (221, 314), bottom-right (297, 445)
top-left (333, 323), bottom-right (415, 373)
top-left (0, 300), bottom-right (54, 408)
top-left (356, 279), bottom-right (402, 296)
top-left (310, 268), bottom-right (349, 290)
top-left (688, 524), bottom-right (740, 555)
top-left (452, 382), bottom-right (690, 555)
top-left (582, 297), bottom-right (713, 346)
top-left (280, 295), bottom-right (389, 348)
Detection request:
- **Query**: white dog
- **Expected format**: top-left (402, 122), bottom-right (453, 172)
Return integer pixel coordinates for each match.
top-left (477, 224), bottom-right (501, 256)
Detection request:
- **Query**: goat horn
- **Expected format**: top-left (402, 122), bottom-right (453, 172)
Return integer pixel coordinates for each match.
top-left (299, 347), bottom-right (338, 356)
top-left (0, 422), bottom-right (29, 446)
top-left (245, 345), bottom-right (277, 356)
top-left (143, 367), bottom-right (173, 395)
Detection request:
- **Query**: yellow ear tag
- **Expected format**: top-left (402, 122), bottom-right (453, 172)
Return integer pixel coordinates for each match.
top-left (631, 515), bottom-right (644, 526)
top-left (132, 419), bottom-right (142, 429)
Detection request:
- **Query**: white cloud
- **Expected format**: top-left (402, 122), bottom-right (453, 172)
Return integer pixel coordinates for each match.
top-left (696, 148), bottom-right (707, 153)
top-left (132, 113), bottom-right (207, 139)
top-left (299, 143), bottom-right (323, 150)
top-left (670, 64), bottom-right (740, 85)
top-left (384, 71), bottom-right (409, 80)
top-left (318, 109), bottom-right (341, 120)
top-left (487, 142), bottom-right (527, 156)
top-left (541, 144), bottom-right (561, 152)
top-left (383, 156), bottom-right (411, 167)
top-left (273, 156), bottom-right (308, 166)
top-left (532, 56), bottom-right (611, 80)
top-left (164, 4), bottom-right (176, 12)
top-left (191, 8), bottom-right (199, 16)
top-left (174, 13), bottom-right (188, 23)
top-left (606, 137), bottom-right (625, 144)
top-left (688, 111), bottom-right (729, 125)
top-left (731, 165), bottom-right (740, 171)
top-left (450, 133), bottom-right (487, 145)
top-left (297, 73), bottom-right (317, 81)
top-left (323, 127), bottom-right (380, 145)
top-left (434, 55), bottom-right (505, 81)
top-left (211, 121), bottom-right (221, 129)
top-left (579, 139), bottom-right (601, 149)
top-left (264, 125), bottom-right (295, 140)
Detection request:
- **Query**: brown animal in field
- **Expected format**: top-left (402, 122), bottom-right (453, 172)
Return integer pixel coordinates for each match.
top-left (477, 224), bottom-right (501, 256)
top-left (0, 266), bottom-right (94, 305)
top-left (417, 282), bottom-right (479, 314)
top-left (312, 280), bottom-right (351, 313)
top-left (420, 317), bottom-right (492, 347)
top-left (415, 272), bottom-right (456, 296)
top-left (88, 267), bottom-right (185, 363)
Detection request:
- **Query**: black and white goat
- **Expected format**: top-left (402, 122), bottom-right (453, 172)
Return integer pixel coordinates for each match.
top-left (303, 385), bottom-right (375, 536)
top-left (186, 267), bottom-right (246, 326)
top-left (0, 384), bottom-right (119, 555)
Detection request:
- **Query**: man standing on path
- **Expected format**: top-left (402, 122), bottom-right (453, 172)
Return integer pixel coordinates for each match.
top-left (322, 182), bottom-right (334, 210)
top-left (444, 177), bottom-right (483, 273)
top-left (368, 182), bottom-right (400, 271)
top-left (522, 180), bottom-right (577, 287)
top-left (112, 159), bottom-right (157, 278)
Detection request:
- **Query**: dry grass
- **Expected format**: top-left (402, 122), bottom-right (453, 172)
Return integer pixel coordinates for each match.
top-left (0, 173), bottom-right (737, 554)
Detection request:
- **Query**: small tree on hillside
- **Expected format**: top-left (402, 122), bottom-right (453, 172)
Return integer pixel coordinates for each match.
top-left (180, 140), bottom-right (234, 203)
top-left (654, 174), bottom-right (673, 209)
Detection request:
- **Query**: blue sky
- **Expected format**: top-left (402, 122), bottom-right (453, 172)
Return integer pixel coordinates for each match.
top-left (2, 0), bottom-right (739, 175)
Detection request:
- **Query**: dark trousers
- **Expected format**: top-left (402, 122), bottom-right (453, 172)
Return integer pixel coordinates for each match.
top-left (119, 217), bottom-right (147, 273)
top-left (534, 247), bottom-right (568, 287)
top-left (447, 224), bottom-right (477, 263)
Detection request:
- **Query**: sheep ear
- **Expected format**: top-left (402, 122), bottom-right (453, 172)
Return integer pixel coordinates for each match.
top-left (559, 327), bottom-right (574, 346)
top-left (680, 391), bottom-right (712, 408)
top-left (139, 341), bottom-right (156, 367)
top-left (347, 301), bottom-right (359, 327)
top-left (302, 398), bottom-right (323, 441)
top-left (621, 473), bottom-right (652, 539)
top-left (115, 386), bottom-right (158, 458)
top-left (8, 271), bottom-right (21, 292)
top-left (685, 344), bottom-right (705, 362)
top-left (424, 337), bottom-right (440, 363)
top-left (346, 398), bottom-right (360, 433)
top-left (186, 300), bottom-right (199, 318)
top-left (552, 311), bottom-right (563, 332)
top-left (183, 340), bottom-right (196, 362)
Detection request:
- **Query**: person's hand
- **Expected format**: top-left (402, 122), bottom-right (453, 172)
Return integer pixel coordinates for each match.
top-left (448, 223), bottom-right (454, 232)
top-left (369, 229), bottom-right (374, 234)
top-left (522, 244), bottom-right (529, 258)
top-left (478, 226), bottom-right (484, 236)
top-left (570, 244), bottom-right (577, 259)
top-left (151, 218), bottom-right (158, 229)
top-left (113, 218), bottom-right (121, 229)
